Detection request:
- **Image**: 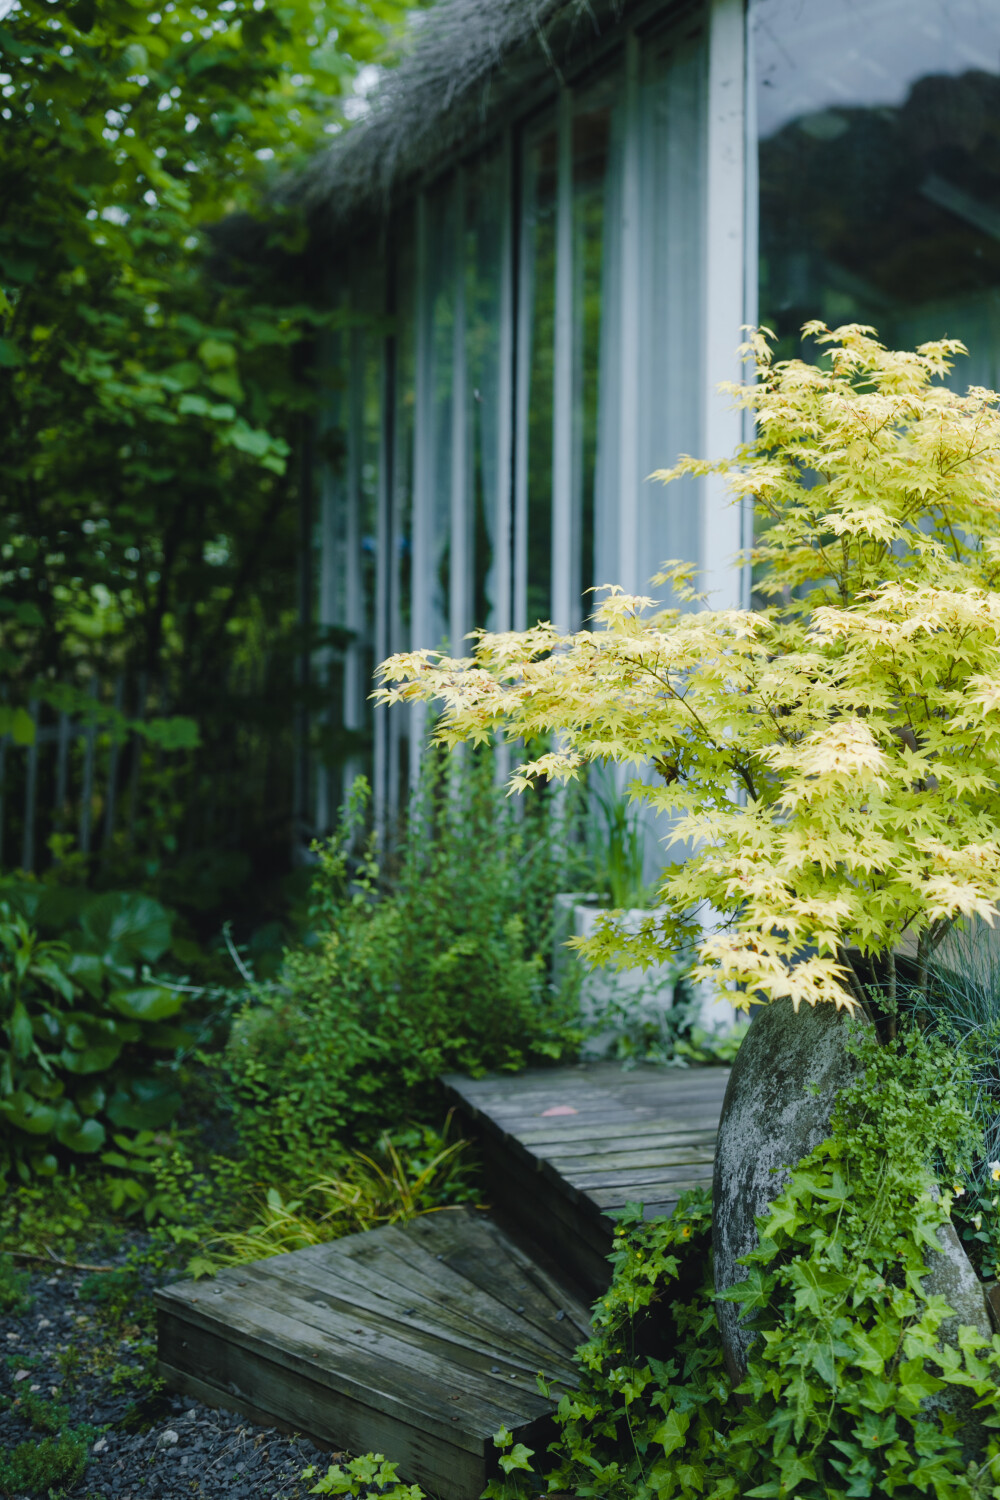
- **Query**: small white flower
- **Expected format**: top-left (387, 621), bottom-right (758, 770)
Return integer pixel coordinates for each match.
top-left (989, 1160), bottom-right (1000, 1182)
top-left (953, 1184), bottom-right (965, 1196)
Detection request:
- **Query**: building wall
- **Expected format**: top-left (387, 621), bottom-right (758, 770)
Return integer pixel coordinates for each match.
top-left (311, 0), bottom-right (1000, 834)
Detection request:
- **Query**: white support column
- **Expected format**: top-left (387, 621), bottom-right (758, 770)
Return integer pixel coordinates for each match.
top-left (449, 169), bottom-right (469, 654)
top-left (702, 0), bottom-right (747, 610)
top-left (495, 130), bottom-right (515, 637)
top-left (513, 145), bottom-right (533, 633)
top-left (741, 5), bottom-right (759, 605)
top-left (410, 193), bottom-right (432, 783)
top-left (617, 31), bottom-right (641, 599)
top-left (551, 86), bottom-right (574, 634)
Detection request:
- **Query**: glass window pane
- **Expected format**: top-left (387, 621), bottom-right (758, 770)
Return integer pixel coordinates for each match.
top-left (393, 221), bottom-right (415, 651)
top-left (466, 149), bottom-right (506, 632)
top-left (573, 70), bottom-right (622, 624)
top-left (639, 22), bottom-right (706, 592)
top-left (753, 0), bottom-right (1000, 384)
top-left (358, 316), bottom-right (380, 659)
top-left (391, 212), bottom-right (416, 805)
top-left (522, 117), bottom-right (558, 627)
top-left (424, 182), bottom-right (456, 646)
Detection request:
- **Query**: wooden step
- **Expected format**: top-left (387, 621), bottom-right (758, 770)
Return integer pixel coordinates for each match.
top-left (156, 1208), bottom-right (592, 1500)
top-left (444, 1062), bottom-right (730, 1294)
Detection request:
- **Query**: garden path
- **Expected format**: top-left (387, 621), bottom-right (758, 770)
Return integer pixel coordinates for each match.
top-left (156, 1062), bottom-right (730, 1500)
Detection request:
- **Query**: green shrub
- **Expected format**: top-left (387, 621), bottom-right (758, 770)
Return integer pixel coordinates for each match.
top-left (221, 760), bottom-right (581, 1171)
top-left (894, 927), bottom-right (1000, 1281)
top-left (0, 887), bottom-right (202, 1180)
top-left (0, 1252), bottom-right (33, 1314)
top-left (490, 1022), bottom-right (1000, 1500)
top-left (0, 1429), bottom-right (90, 1498)
top-left (583, 763), bottom-right (651, 910)
top-left (1, 1389), bottom-right (70, 1435)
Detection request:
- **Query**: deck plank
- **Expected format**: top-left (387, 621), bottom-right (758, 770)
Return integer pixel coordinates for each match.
top-left (444, 1061), bottom-right (729, 1294)
top-left (157, 1208), bottom-right (590, 1500)
top-left (158, 1060), bottom-right (731, 1500)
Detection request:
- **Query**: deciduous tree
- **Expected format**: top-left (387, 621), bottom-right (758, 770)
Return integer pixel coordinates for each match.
top-left (379, 326), bottom-right (1000, 1011)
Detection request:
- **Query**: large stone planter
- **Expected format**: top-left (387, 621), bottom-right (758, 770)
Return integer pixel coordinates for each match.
top-left (712, 997), bottom-right (871, 1383)
top-left (552, 895), bottom-right (737, 1055)
top-left (712, 996), bottom-right (993, 1442)
top-left (551, 895), bottom-right (676, 1056)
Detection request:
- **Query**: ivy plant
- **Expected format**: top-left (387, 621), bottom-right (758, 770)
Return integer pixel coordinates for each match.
top-left (379, 326), bottom-right (1000, 1013)
top-left (482, 1024), bottom-right (1000, 1500)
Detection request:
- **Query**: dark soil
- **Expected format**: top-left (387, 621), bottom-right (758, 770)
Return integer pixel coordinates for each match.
top-left (0, 1240), bottom-right (334, 1500)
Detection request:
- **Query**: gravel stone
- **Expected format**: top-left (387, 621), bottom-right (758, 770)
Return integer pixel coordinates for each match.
top-left (0, 1238), bottom-right (339, 1499)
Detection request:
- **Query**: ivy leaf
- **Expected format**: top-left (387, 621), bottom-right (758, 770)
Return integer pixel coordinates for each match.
top-left (652, 1407), bottom-right (690, 1457)
top-left (498, 1443), bottom-right (535, 1475)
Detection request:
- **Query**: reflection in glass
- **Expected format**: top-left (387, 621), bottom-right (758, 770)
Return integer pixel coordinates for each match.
top-left (424, 182), bottom-right (456, 646)
top-left (522, 118), bottom-right (557, 627)
top-left (753, 0), bottom-right (1000, 385)
top-left (391, 214), bottom-right (416, 804)
top-left (394, 226), bottom-right (415, 646)
top-left (638, 21), bottom-right (706, 594)
top-left (574, 72), bottom-right (621, 626)
top-left (465, 149), bottom-right (505, 631)
top-left (358, 322), bottom-right (381, 655)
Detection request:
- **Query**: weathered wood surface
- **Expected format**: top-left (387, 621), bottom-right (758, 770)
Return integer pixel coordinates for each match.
top-left (444, 1062), bottom-right (730, 1294)
top-left (156, 1208), bottom-right (591, 1500)
top-left (157, 1061), bottom-right (731, 1497)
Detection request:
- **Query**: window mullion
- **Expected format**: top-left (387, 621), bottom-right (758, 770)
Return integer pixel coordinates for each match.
top-left (617, 30), bottom-right (641, 600)
top-left (703, 0), bottom-right (747, 610)
top-left (409, 192), bottom-right (431, 784)
top-left (551, 85), bottom-right (574, 634)
top-left (449, 169), bottom-right (468, 654)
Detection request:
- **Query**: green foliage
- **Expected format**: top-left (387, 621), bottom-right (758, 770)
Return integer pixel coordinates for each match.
top-left (491, 1425), bottom-right (537, 1479)
top-left (220, 762), bottom-right (581, 1168)
top-left (189, 1121), bottom-right (478, 1275)
top-left (304, 1452), bottom-right (425, 1498)
top-left (0, 1176), bottom-right (101, 1257)
top-left (0, 888), bottom-right (201, 1179)
top-left (2, 1389), bottom-right (71, 1436)
top-left (584, 766), bottom-right (651, 910)
top-left (495, 1024), bottom-right (1000, 1500)
top-left (889, 929), bottom-right (1000, 1280)
top-left (0, 0), bottom-right (420, 895)
top-left (78, 1261), bottom-right (143, 1321)
top-left (0, 1428), bottom-right (91, 1499)
top-left (0, 1252), bottom-right (33, 1314)
top-left (380, 326), bottom-right (1000, 1014)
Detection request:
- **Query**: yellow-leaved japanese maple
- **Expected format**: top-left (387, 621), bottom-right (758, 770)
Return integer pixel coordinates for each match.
top-left (377, 325), bottom-right (1000, 1011)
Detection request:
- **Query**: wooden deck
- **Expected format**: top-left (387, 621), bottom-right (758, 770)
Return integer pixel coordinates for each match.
top-left (444, 1062), bottom-right (730, 1293)
top-left (157, 1062), bottom-right (730, 1497)
top-left (157, 1209), bottom-right (591, 1500)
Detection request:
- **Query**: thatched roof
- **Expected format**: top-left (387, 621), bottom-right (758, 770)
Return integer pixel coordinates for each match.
top-left (290, 0), bottom-right (630, 240)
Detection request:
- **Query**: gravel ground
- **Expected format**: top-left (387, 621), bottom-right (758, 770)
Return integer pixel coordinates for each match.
top-left (0, 1244), bottom-right (335, 1500)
